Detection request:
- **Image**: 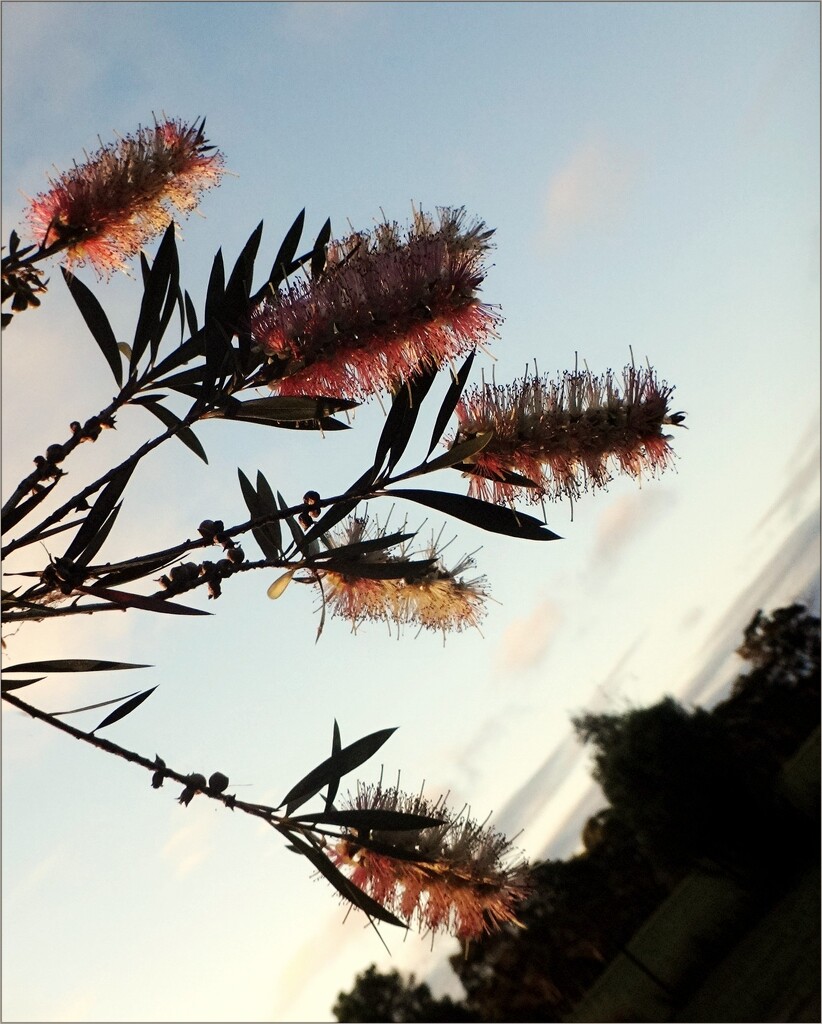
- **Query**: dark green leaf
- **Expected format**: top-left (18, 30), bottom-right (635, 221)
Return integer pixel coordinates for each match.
top-left (453, 463), bottom-right (541, 490)
top-left (50, 690), bottom-right (140, 716)
top-left (131, 223), bottom-right (176, 371)
top-left (325, 720), bottom-right (343, 811)
top-left (399, 431), bottom-right (493, 480)
top-left (91, 686), bottom-right (158, 733)
top-left (95, 550), bottom-right (181, 588)
top-left (61, 269), bottom-right (122, 387)
top-left (373, 368), bottom-right (438, 480)
top-left (1, 676), bottom-right (46, 692)
top-left (277, 491), bottom-right (309, 557)
top-left (313, 531), bottom-right (414, 561)
top-left (183, 290), bottom-right (198, 336)
top-left (74, 502), bottom-right (121, 569)
top-left (387, 489), bottom-right (562, 541)
top-left (73, 584), bottom-right (210, 615)
top-left (1, 477), bottom-right (61, 533)
top-left (237, 468), bottom-right (281, 560)
top-left (280, 726), bottom-right (397, 815)
top-left (285, 830), bottom-right (406, 928)
top-left (63, 464), bottom-right (135, 563)
top-left (151, 366), bottom-right (209, 392)
top-left (218, 395), bottom-right (358, 424)
top-left (261, 208), bottom-right (305, 298)
top-left (3, 658), bottom-right (149, 678)
top-left (292, 809), bottom-right (446, 831)
top-left (265, 416), bottom-right (349, 432)
top-left (204, 248), bottom-right (225, 321)
top-left (427, 349), bottom-right (476, 456)
top-left (255, 471), bottom-right (283, 557)
top-left (309, 558), bottom-right (436, 581)
top-left (143, 401), bottom-right (208, 463)
top-left (310, 217), bottom-right (332, 280)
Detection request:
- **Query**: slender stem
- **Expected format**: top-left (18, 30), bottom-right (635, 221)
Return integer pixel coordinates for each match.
top-left (1, 688), bottom-right (282, 827)
top-left (2, 403), bottom-right (205, 558)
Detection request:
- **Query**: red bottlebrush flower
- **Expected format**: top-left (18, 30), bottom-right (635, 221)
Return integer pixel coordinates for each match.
top-left (249, 207), bottom-right (501, 399)
top-left (327, 783), bottom-right (530, 939)
top-left (25, 117), bottom-right (224, 275)
top-left (452, 365), bottom-right (686, 506)
top-left (314, 514), bottom-right (488, 635)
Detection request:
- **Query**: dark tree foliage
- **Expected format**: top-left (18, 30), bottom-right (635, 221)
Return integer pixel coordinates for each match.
top-left (334, 606), bottom-right (819, 1021)
top-left (449, 815), bottom-right (667, 1022)
top-left (573, 606), bottom-right (820, 885)
top-left (713, 604), bottom-right (821, 774)
top-left (333, 965), bottom-right (480, 1023)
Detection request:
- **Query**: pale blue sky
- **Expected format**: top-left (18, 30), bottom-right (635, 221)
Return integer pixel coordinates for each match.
top-left (2, 3), bottom-right (819, 1021)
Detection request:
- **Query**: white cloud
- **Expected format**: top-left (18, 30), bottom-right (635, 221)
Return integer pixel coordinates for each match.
top-left (496, 598), bottom-right (561, 672)
top-left (543, 135), bottom-right (640, 245)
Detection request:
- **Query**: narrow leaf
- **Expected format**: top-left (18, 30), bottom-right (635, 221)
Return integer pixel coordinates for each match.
top-left (50, 691), bottom-right (141, 716)
top-left (91, 686), bottom-right (158, 733)
top-left (61, 269), bottom-right (122, 386)
top-left (183, 290), bottom-right (198, 336)
top-left (143, 402), bottom-right (208, 463)
top-left (73, 503), bottom-right (121, 569)
top-left (325, 719), bottom-right (343, 811)
top-left (263, 208), bottom-right (305, 296)
top-left (131, 223), bottom-right (176, 370)
top-left (277, 491), bottom-right (309, 557)
top-left (255, 472), bottom-right (283, 557)
top-left (388, 488), bottom-right (562, 542)
top-left (280, 726), bottom-right (397, 815)
top-left (72, 584), bottom-right (210, 615)
top-left (405, 431), bottom-right (493, 479)
top-left (1, 676), bottom-right (47, 692)
top-left (2, 659), bottom-right (149, 675)
top-left (63, 464), bottom-right (135, 562)
top-left (292, 809), bottom-right (446, 831)
top-left (310, 217), bottom-right (332, 280)
top-left (427, 349), bottom-right (476, 456)
top-left (285, 830), bottom-right (406, 928)
top-left (237, 469), bottom-right (281, 560)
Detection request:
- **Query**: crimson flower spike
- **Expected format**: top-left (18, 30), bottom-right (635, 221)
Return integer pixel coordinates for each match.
top-left (250, 207), bottom-right (502, 399)
top-left (327, 783), bottom-right (531, 940)
top-left (25, 117), bottom-right (225, 275)
top-left (453, 364), bottom-right (686, 506)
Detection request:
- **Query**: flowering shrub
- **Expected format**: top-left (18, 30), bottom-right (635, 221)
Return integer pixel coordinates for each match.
top-left (1, 117), bottom-right (685, 942)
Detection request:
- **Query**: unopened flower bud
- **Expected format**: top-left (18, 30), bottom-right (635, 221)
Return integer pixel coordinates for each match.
top-left (46, 443), bottom-right (65, 463)
top-left (226, 546), bottom-right (244, 564)
top-left (208, 772), bottom-right (229, 793)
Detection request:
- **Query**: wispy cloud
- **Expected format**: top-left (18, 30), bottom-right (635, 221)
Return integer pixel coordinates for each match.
top-left (495, 598), bottom-right (562, 672)
top-left (161, 815), bottom-right (216, 878)
top-left (543, 136), bottom-right (640, 245)
top-left (590, 488), bottom-right (675, 567)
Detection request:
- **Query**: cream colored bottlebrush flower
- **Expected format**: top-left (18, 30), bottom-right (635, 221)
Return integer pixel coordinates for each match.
top-left (249, 207), bottom-right (501, 399)
top-left (327, 783), bottom-right (530, 939)
top-left (316, 515), bottom-right (488, 635)
top-left (25, 117), bottom-right (225, 275)
top-left (453, 364), bottom-right (686, 506)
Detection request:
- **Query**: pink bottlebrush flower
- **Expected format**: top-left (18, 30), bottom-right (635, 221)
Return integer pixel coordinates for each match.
top-left (249, 207), bottom-right (501, 399)
top-left (453, 365), bottom-right (686, 506)
top-left (25, 118), bottom-right (224, 275)
top-left (327, 783), bottom-right (530, 939)
top-left (315, 515), bottom-right (488, 635)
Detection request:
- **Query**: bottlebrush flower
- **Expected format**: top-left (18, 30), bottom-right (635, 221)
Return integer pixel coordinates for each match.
top-left (249, 207), bottom-right (501, 399)
top-left (315, 514), bottom-right (488, 635)
top-left (25, 117), bottom-right (224, 275)
top-left (452, 365), bottom-right (686, 506)
top-left (327, 783), bottom-right (530, 939)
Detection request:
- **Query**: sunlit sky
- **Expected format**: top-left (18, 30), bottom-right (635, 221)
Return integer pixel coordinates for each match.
top-left (2, 3), bottom-right (819, 1022)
